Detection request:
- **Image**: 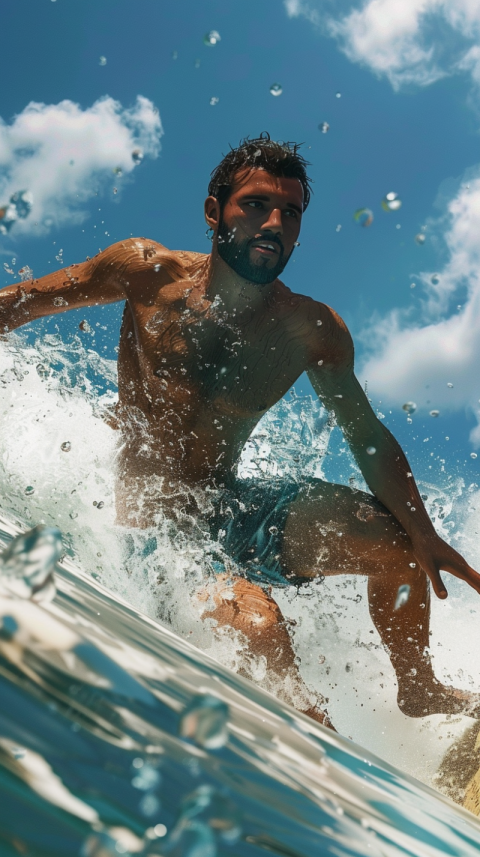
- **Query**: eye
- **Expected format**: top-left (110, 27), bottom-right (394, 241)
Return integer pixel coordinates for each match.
top-left (285, 208), bottom-right (298, 219)
top-left (246, 200), bottom-right (263, 209)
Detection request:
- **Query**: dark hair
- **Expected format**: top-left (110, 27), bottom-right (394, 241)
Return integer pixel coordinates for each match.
top-left (208, 133), bottom-right (312, 212)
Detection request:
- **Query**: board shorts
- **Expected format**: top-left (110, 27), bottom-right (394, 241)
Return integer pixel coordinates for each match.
top-left (205, 477), bottom-right (308, 589)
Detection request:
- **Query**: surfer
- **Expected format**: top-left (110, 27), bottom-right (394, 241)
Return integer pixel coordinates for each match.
top-left (2, 133), bottom-right (480, 729)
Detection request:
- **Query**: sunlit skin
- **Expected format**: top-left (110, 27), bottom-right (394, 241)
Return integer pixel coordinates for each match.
top-left (2, 166), bottom-right (480, 729)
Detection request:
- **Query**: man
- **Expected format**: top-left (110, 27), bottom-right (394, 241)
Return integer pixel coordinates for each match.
top-left (2, 134), bottom-right (480, 730)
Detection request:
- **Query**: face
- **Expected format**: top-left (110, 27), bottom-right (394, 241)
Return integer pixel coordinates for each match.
top-left (206, 168), bottom-right (304, 285)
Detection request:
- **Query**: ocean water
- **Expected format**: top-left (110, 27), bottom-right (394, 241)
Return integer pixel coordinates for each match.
top-left (1, 329), bottom-right (480, 855)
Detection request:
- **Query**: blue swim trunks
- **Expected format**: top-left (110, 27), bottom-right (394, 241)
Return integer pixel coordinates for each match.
top-left (206, 478), bottom-right (305, 588)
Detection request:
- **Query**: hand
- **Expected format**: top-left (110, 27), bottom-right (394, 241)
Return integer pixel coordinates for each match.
top-left (411, 533), bottom-right (480, 599)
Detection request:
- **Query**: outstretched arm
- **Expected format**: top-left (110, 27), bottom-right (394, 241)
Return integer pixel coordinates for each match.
top-left (0, 237), bottom-right (186, 333)
top-left (307, 307), bottom-right (480, 599)
top-left (0, 243), bottom-right (131, 333)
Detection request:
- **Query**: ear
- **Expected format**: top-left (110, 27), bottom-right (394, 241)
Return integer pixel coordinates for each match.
top-left (204, 195), bottom-right (221, 233)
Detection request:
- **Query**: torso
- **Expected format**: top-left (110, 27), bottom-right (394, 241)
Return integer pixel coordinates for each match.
top-left (110, 240), bottom-right (332, 524)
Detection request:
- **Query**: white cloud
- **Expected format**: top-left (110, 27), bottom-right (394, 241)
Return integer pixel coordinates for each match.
top-left (358, 171), bottom-right (480, 444)
top-left (0, 95), bottom-right (163, 236)
top-left (285, 0), bottom-right (480, 90)
top-left (285, 0), bottom-right (480, 443)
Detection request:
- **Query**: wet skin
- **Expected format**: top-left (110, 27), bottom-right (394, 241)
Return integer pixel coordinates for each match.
top-left (2, 167), bottom-right (480, 728)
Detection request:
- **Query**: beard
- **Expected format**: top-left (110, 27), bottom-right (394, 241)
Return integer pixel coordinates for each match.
top-left (216, 215), bottom-right (293, 285)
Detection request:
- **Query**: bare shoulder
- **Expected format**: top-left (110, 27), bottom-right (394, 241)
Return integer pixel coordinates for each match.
top-left (90, 238), bottom-right (205, 283)
top-left (274, 284), bottom-right (353, 367)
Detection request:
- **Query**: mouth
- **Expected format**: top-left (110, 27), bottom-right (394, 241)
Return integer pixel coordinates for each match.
top-left (250, 240), bottom-right (281, 257)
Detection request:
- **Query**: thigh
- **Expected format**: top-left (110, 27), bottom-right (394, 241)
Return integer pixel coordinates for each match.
top-left (282, 481), bottom-right (411, 578)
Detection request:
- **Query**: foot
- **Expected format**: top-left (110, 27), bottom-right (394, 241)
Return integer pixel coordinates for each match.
top-left (398, 679), bottom-right (480, 718)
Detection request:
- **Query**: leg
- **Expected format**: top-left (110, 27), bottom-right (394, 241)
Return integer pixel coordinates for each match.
top-left (200, 575), bottom-right (335, 729)
top-left (282, 481), bottom-right (480, 717)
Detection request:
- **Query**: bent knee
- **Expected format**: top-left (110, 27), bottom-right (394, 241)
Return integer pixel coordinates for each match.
top-left (235, 581), bottom-right (282, 627)
top-left (204, 578), bottom-right (282, 631)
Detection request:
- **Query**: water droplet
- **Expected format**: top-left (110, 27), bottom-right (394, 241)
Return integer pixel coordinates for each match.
top-left (335, 91), bottom-right (342, 98)
top-left (60, 441), bottom-right (71, 452)
top-left (18, 265), bottom-right (33, 282)
top-left (318, 654), bottom-right (326, 664)
top-left (429, 409), bottom-right (440, 417)
top-left (319, 122), bottom-right (329, 133)
top-left (113, 187), bottom-right (118, 194)
top-left (0, 525), bottom-right (61, 602)
top-left (179, 693), bottom-right (229, 749)
top-left (394, 583), bottom-right (411, 610)
top-left (354, 208), bottom-right (373, 227)
top-left (410, 283), bottom-right (416, 289)
top-left (81, 830), bottom-right (129, 857)
top-left (402, 401), bottom-right (416, 415)
top-left (447, 382), bottom-right (453, 388)
top-left (96, 501), bottom-right (105, 509)
top-left (203, 30), bottom-right (221, 46)
top-left (431, 273), bottom-right (440, 285)
top-left (153, 263), bottom-right (161, 272)
top-left (269, 83), bottom-right (283, 97)
top-left (178, 786), bottom-right (241, 845)
top-left (335, 224), bottom-right (342, 232)
top-left (366, 446), bottom-right (376, 455)
top-left (79, 320), bottom-right (92, 333)
top-left (36, 363), bottom-right (50, 379)
top-left (12, 747), bottom-right (26, 759)
top-left (113, 166), bottom-right (123, 176)
top-left (99, 56), bottom-right (107, 66)
top-left (139, 792), bottom-right (161, 818)
top-left (471, 452), bottom-right (478, 459)
top-left (167, 820), bottom-right (215, 857)
top-left (131, 762), bottom-right (161, 790)
top-left (317, 359), bottom-right (323, 366)
top-left (268, 525), bottom-right (278, 535)
top-left (69, 511), bottom-right (78, 519)
top-left (24, 486), bottom-right (35, 496)
top-left (316, 319), bottom-right (322, 326)
top-left (132, 149), bottom-right (143, 165)
top-left (381, 192), bottom-right (402, 212)
top-left (209, 96), bottom-right (219, 106)
top-left (415, 233), bottom-right (426, 245)
top-left (0, 616), bottom-right (18, 639)
top-left (53, 296), bottom-right (68, 306)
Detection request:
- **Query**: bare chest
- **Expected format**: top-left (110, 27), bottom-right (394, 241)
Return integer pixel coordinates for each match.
top-left (121, 302), bottom-right (310, 417)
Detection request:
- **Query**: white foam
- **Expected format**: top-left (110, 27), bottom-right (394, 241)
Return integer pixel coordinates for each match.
top-left (0, 331), bottom-right (478, 793)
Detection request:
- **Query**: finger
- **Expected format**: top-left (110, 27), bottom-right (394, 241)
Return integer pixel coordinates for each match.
top-left (422, 562), bottom-right (448, 599)
top-left (442, 561), bottom-right (480, 595)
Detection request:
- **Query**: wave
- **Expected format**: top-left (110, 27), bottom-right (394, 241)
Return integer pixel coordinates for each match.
top-left (1, 330), bottom-right (480, 851)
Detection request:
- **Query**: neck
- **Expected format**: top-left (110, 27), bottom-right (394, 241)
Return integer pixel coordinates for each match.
top-left (201, 245), bottom-right (274, 314)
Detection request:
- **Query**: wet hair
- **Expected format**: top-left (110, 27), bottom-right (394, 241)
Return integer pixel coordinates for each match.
top-left (208, 132), bottom-right (312, 212)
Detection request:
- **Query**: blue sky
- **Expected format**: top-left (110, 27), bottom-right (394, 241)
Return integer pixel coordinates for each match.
top-left (1, 0), bottom-right (480, 483)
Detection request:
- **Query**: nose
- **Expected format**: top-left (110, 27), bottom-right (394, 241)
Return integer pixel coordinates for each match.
top-left (261, 207), bottom-right (283, 235)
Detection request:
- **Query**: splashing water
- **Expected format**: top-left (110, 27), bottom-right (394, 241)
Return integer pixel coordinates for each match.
top-left (1, 330), bottom-right (480, 847)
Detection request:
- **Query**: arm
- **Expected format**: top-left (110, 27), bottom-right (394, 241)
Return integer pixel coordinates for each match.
top-left (0, 238), bottom-right (182, 333)
top-left (307, 306), bottom-right (480, 599)
top-left (0, 245), bottom-right (129, 333)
